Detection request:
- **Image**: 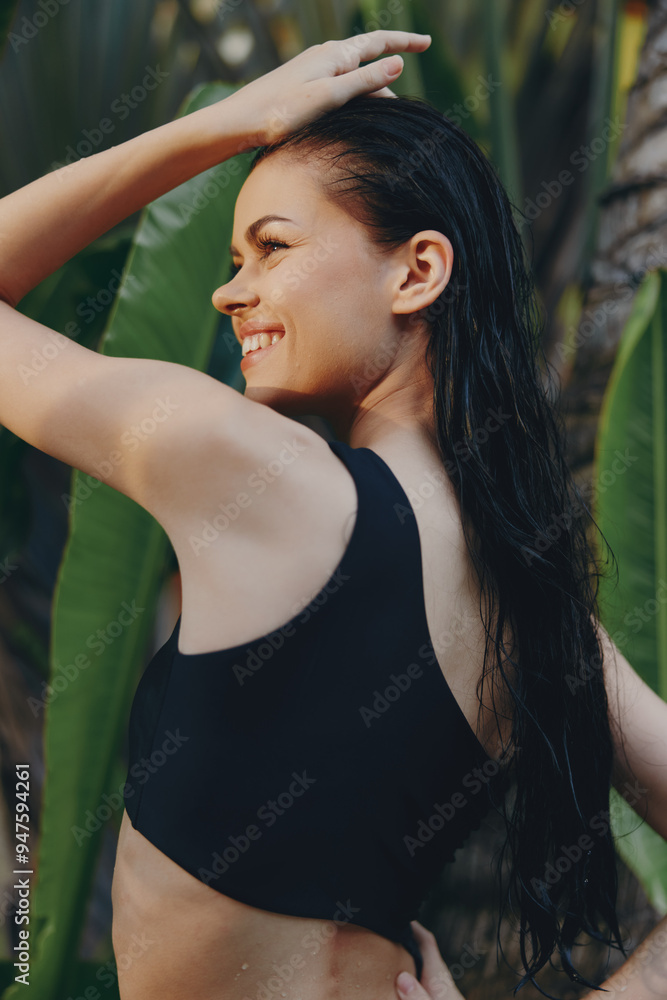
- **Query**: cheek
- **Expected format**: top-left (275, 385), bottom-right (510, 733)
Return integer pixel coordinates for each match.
top-left (277, 253), bottom-right (384, 370)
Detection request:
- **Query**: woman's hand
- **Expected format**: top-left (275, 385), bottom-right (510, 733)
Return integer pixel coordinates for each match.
top-left (228, 30), bottom-right (432, 146)
top-left (396, 922), bottom-right (466, 1000)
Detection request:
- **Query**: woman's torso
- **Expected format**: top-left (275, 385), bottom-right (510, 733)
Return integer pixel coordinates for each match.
top-left (111, 432), bottom-right (511, 1000)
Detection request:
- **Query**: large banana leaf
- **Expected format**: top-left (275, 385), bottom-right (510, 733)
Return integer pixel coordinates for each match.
top-left (7, 81), bottom-right (251, 1000)
top-left (594, 268), bottom-right (667, 913)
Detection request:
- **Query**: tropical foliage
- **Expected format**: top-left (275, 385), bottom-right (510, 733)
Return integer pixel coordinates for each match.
top-left (595, 268), bottom-right (667, 913)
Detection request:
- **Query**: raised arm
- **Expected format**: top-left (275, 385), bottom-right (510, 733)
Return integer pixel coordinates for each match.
top-left (0, 99), bottom-right (248, 310)
top-left (0, 32), bottom-right (430, 524)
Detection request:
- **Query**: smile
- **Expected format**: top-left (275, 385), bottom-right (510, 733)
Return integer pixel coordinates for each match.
top-left (241, 330), bottom-right (285, 357)
top-left (239, 332), bottom-right (285, 371)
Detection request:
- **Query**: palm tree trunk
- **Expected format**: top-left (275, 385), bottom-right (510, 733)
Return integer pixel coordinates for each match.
top-left (558, 0), bottom-right (667, 483)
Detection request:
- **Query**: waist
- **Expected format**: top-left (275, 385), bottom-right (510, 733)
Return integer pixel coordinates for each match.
top-left (113, 810), bottom-right (418, 1000)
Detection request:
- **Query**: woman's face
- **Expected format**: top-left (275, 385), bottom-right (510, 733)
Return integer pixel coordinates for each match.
top-left (212, 152), bottom-right (444, 435)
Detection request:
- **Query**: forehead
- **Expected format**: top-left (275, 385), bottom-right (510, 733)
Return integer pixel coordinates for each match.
top-left (233, 153), bottom-right (329, 226)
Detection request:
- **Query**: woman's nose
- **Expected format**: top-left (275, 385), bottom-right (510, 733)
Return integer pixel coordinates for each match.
top-left (212, 277), bottom-right (260, 315)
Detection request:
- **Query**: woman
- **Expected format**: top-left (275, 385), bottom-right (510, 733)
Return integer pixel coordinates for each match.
top-left (1, 30), bottom-right (665, 1000)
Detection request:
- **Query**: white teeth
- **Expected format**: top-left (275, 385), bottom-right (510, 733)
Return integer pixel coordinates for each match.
top-left (241, 330), bottom-right (285, 356)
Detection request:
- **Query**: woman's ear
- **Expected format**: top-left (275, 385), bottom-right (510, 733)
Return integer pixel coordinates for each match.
top-left (390, 230), bottom-right (454, 316)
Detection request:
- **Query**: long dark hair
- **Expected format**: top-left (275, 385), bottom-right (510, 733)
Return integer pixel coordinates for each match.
top-left (248, 94), bottom-right (625, 993)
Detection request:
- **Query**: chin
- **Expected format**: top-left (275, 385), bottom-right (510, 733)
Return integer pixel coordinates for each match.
top-left (242, 383), bottom-right (321, 419)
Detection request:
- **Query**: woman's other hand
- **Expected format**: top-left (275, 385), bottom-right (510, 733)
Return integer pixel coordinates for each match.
top-left (396, 922), bottom-right (466, 1000)
top-left (229, 30), bottom-right (431, 146)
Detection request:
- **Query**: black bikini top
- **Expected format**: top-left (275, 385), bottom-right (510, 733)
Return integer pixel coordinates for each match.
top-left (122, 440), bottom-right (501, 980)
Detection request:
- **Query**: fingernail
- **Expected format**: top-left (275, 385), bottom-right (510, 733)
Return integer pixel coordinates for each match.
top-left (397, 971), bottom-right (416, 994)
top-left (385, 55), bottom-right (403, 74)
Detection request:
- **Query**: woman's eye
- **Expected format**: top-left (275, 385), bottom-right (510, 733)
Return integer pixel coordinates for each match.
top-left (257, 237), bottom-right (289, 258)
top-left (227, 237), bottom-right (288, 280)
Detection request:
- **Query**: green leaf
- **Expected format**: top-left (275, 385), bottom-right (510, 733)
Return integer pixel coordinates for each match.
top-left (13, 81), bottom-right (252, 1000)
top-left (0, 0), bottom-right (19, 57)
top-left (594, 268), bottom-right (667, 914)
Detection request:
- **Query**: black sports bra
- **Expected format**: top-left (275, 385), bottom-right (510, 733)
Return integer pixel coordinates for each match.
top-left (122, 439), bottom-right (502, 981)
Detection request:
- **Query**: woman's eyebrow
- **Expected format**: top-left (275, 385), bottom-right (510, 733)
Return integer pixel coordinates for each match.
top-left (229, 214), bottom-right (295, 256)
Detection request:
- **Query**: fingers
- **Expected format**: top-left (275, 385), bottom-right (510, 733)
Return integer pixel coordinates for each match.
top-left (408, 922), bottom-right (467, 1000)
top-left (329, 55), bottom-right (405, 105)
top-left (397, 969), bottom-right (432, 998)
top-left (335, 29), bottom-right (431, 65)
top-left (323, 30), bottom-right (429, 104)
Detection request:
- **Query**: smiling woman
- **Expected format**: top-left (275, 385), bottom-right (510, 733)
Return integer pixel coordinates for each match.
top-left (210, 151), bottom-right (445, 425)
top-left (2, 25), bottom-right (667, 1000)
